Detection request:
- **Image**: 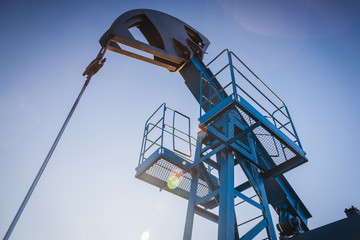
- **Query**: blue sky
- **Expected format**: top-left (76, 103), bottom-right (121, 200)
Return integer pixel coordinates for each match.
top-left (1, 0), bottom-right (360, 239)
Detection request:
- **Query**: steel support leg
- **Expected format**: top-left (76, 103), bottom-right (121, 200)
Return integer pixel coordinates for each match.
top-left (217, 151), bottom-right (235, 240)
top-left (183, 168), bottom-right (199, 240)
top-left (251, 165), bottom-right (277, 239)
top-left (237, 157), bottom-right (277, 240)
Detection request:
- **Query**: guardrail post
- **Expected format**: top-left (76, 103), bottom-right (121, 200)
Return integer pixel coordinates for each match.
top-left (199, 71), bottom-right (203, 117)
top-left (227, 51), bottom-right (238, 98)
top-left (160, 103), bottom-right (166, 149)
top-left (284, 105), bottom-right (303, 149)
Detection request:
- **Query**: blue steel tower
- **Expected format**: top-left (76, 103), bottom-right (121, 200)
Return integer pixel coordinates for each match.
top-left (99, 9), bottom-right (311, 240)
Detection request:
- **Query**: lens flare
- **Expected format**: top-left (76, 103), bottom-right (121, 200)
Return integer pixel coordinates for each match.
top-left (167, 168), bottom-right (184, 189)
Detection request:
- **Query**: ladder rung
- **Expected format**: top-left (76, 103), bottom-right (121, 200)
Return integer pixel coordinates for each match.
top-left (237, 215), bottom-right (263, 227)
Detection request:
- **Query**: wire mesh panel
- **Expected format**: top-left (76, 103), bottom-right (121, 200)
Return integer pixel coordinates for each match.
top-left (136, 153), bottom-right (218, 208)
top-left (234, 106), bottom-right (297, 167)
top-left (203, 107), bottom-right (298, 170)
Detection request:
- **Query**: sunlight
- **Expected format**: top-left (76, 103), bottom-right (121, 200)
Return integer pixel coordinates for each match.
top-left (141, 231), bottom-right (150, 240)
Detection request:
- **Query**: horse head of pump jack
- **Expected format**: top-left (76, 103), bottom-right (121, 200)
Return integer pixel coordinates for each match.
top-left (99, 9), bottom-right (210, 72)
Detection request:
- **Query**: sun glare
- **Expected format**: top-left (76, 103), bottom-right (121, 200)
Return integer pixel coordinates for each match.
top-left (141, 231), bottom-right (150, 240)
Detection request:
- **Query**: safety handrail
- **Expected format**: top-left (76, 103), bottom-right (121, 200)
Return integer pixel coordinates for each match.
top-left (230, 51), bottom-right (284, 104)
top-left (201, 82), bottom-right (232, 108)
top-left (139, 104), bottom-right (196, 165)
top-left (143, 117), bottom-right (164, 139)
top-left (235, 84), bottom-right (296, 139)
top-left (200, 50), bottom-right (302, 147)
top-left (206, 49), bottom-right (228, 67)
top-left (205, 49), bottom-right (288, 116)
top-left (233, 66), bottom-right (289, 121)
top-left (138, 103), bottom-right (166, 165)
top-left (173, 110), bottom-right (192, 157)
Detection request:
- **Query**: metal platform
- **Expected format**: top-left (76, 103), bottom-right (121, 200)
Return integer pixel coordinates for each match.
top-left (187, 50), bottom-right (308, 178)
top-left (198, 94), bottom-right (307, 178)
top-left (136, 146), bottom-right (218, 209)
top-left (136, 103), bottom-right (219, 209)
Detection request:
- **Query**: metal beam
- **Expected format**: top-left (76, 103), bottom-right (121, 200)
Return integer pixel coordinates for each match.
top-left (195, 188), bottom-right (220, 206)
top-left (217, 151), bottom-right (235, 240)
top-left (261, 155), bottom-right (305, 179)
top-left (194, 206), bottom-right (219, 224)
top-left (239, 218), bottom-right (267, 240)
top-left (234, 190), bottom-right (263, 210)
top-left (235, 181), bottom-right (251, 193)
top-left (183, 168), bottom-right (199, 240)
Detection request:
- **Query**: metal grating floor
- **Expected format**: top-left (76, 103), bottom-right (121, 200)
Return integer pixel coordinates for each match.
top-left (136, 149), bottom-right (218, 209)
top-left (234, 106), bottom-right (297, 166)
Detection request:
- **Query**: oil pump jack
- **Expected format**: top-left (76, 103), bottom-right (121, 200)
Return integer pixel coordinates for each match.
top-left (99, 9), bottom-right (360, 240)
top-left (99, 9), bottom-right (310, 240)
top-left (4, 8), bottom-right (359, 240)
